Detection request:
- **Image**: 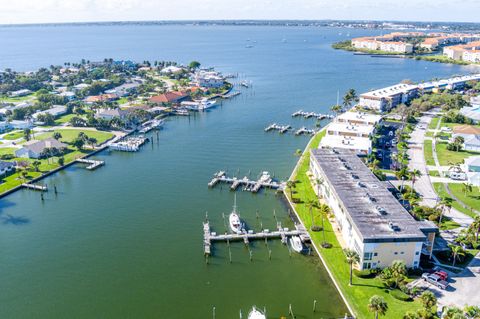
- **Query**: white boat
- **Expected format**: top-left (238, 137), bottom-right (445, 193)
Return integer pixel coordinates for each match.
top-left (248, 307), bottom-right (266, 319)
top-left (289, 236), bottom-right (303, 253)
top-left (259, 171), bottom-right (272, 183)
top-left (229, 195), bottom-right (243, 234)
top-left (197, 98), bottom-right (217, 111)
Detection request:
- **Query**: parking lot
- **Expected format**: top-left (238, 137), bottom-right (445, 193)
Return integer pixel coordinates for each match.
top-left (374, 121), bottom-right (403, 170)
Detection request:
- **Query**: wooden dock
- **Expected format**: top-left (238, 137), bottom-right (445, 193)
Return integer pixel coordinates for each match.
top-left (22, 183), bottom-right (47, 192)
top-left (208, 171), bottom-right (286, 193)
top-left (295, 127), bottom-right (317, 136)
top-left (203, 220), bottom-right (309, 255)
top-left (264, 123), bottom-right (291, 133)
top-left (76, 158), bottom-right (105, 170)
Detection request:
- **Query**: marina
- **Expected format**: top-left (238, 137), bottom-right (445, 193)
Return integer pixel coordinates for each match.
top-left (295, 127), bottom-right (317, 136)
top-left (264, 123), bottom-right (291, 133)
top-left (138, 118), bottom-right (164, 134)
top-left (208, 171), bottom-right (286, 192)
top-left (109, 135), bottom-right (148, 152)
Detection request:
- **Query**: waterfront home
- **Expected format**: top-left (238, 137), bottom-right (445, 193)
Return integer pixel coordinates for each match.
top-left (310, 148), bottom-right (437, 270)
top-left (85, 93), bottom-right (118, 104)
top-left (95, 108), bottom-right (128, 121)
top-left (452, 125), bottom-right (480, 151)
top-left (73, 83), bottom-right (90, 91)
top-left (15, 138), bottom-right (67, 159)
top-left (33, 105), bottom-right (67, 120)
top-left (359, 83), bottom-right (418, 112)
top-left (160, 66), bottom-right (184, 74)
top-left (320, 135), bottom-right (372, 155)
top-left (149, 91), bottom-right (189, 104)
top-left (58, 91), bottom-right (76, 100)
top-left (464, 156), bottom-right (480, 186)
top-left (9, 89), bottom-right (32, 97)
top-left (336, 111), bottom-right (382, 126)
top-left (0, 160), bottom-right (15, 175)
top-left (193, 70), bottom-right (225, 88)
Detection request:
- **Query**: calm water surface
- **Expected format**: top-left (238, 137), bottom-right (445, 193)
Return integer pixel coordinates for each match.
top-left (0, 25), bottom-right (477, 318)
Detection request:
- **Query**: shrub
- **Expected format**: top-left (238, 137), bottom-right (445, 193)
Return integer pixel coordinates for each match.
top-left (321, 242), bottom-right (332, 248)
top-left (0, 154), bottom-right (14, 160)
top-left (310, 225), bottom-right (322, 232)
top-left (390, 289), bottom-right (412, 302)
top-left (354, 269), bottom-right (377, 279)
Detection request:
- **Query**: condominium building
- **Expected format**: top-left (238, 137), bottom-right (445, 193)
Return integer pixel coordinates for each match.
top-left (379, 41), bottom-right (413, 54)
top-left (336, 111), bottom-right (382, 126)
top-left (359, 83), bottom-right (418, 112)
top-left (310, 148), bottom-right (437, 270)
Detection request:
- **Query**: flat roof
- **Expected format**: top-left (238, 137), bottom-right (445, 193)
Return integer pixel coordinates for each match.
top-left (320, 135), bottom-right (372, 152)
top-left (360, 83), bottom-right (418, 99)
top-left (311, 148), bottom-right (431, 243)
top-left (337, 111), bottom-right (382, 124)
top-left (327, 122), bottom-right (375, 136)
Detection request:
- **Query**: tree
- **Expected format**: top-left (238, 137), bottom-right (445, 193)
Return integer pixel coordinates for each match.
top-left (53, 132), bottom-right (62, 140)
top-left (453, 136), bottom-right (465, 152)
top-left (462, 183), bottom-right (473, 197)
top-left (331, 104), bottom-right (342, 117)
top-left (368, 295), bottom-right (388, 319)
top-left (403, 311), bottom-right (420, 319)
top-left (409, 169), bottom-right (422, 194)
top-left (437, 196), bottom-right (453, 224)
top-left (464, 305), bottom-right (480, 319)
top-left (442, 306), bottom-right (465, 319)
top-left (342, 88), bottom-right (358, 109)
top-left (286, 180), bottom-right (297, 199)
top-left (318, 204), bottom-right (330, 245)
top-left (58, 156), bottom-right (65, 166)
top-left (306, 199), bottom-right (319, 230)
top-left (72, 137), bottom-right (85, 150)
top-left (449, 244), bottom-right (466, 267)
top-left (315, 178), bottom-right (323, 197)
top-left (87, 137), bottom-right (97, 149)
top-left (32, 160), bottom-right (41, 172)
top-left (24, 128), bottom-right (31, 141)
top-left (390, 260), bottom-right (407, 288)
top-left (188, 61), bottom-right (201, 70)
top-left (469, 216), bottom-right (480, 243)
top-left (420, 290), bottom-right (437, 312)
top-left (343, 248), bottom-right (360, 286)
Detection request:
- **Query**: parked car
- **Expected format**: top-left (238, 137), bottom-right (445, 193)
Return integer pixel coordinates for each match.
top-left (422, 273), bottom-right (449, 290)
top-left (433, 271), bottom-right (448, 281)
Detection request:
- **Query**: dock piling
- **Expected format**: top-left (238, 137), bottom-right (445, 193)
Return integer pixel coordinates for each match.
top-left (313, 300), bottom-right (317, 312)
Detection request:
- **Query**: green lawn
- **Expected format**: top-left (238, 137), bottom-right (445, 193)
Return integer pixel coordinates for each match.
top-left (54, 113), bottom-right (78, 125)
top-left (428, 117), bottom-right (441, 130)
top-left (0, 93), bottom-right (36, 103)
top-left (428, 170), bottom-right (440, 177)
top-left (447, 183), bottom-right (480, 213)
top-left (2, 130), bottom-right (24, 140)
top-left (436, 142), bottom-right (480, 166)
top-left (433, 183), bottom-right (476, 218)
top-left (439, 219), bottom-right (461, 231)
top-left (33, 129), bottom-right (114, 145)
top-left (424, 140), bottom-right (435, 166)
top-left (288, 130), bottom-right (421, 319)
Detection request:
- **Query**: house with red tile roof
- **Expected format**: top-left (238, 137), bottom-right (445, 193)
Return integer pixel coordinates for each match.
top-left (149, 91), bottom-right (189, 104)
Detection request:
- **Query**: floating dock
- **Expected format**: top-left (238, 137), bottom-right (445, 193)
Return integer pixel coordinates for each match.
top-left (208, 171), bottom-right (286, 193)
top-left (264, 123), bottom-right (291, 133)
top-left (203, 220), bottom-right (310, 255)
top-left (76, 158), bottom-right (105, 170)
top-left (295, 127), bottom-right (317, 136)
top-left (22, 183), bottom-right (47, 192)
top-left (138, 119), bottom-right (164, 134)
top-left (292, 110), bottom-right (333, 120)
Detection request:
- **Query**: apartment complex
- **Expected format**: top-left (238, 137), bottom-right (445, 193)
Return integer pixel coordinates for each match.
top-left (320, 111), bottom-right (382, 155)
top-left (443, 41), bottom-right (480, 62)
top-left (310, 148), bottom-right (437, 270)
top-left (352, 33), bottom-right (414, 54)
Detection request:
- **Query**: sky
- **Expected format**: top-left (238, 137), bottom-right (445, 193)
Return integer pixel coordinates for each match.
top-left (0, 0), bottom-right (479, 25)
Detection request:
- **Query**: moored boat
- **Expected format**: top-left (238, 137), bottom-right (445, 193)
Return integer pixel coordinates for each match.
top-left (248, 306), bottom-right (266, 319)
top-left (229, 195), bottom-right (243, 234)
top-left (289, 236), bottom-right (303, 253)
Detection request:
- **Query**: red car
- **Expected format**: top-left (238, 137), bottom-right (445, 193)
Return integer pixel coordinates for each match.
top-left (433, 271), bottom-right (448, 281)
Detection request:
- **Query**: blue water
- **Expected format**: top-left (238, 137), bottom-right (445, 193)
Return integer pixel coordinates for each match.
top-left (0, 24), bottom-right (477, 319)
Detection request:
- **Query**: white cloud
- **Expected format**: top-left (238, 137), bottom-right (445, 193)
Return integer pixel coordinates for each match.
top-left (0, 0), bottom-right (478, 24)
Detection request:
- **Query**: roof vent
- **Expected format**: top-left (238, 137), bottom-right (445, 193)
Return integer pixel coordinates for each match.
top-left (388, 221), bottom-right (400, 231)
top-left (376, 206), bottom-right (387, 215)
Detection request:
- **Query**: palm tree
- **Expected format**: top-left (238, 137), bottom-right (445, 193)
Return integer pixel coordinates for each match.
top-left (437, 196), bottom-right (452, 224)
top-left (462, 183), bottom-right (473, 197)
top-left (306, 199), bottom-right (319, 229)
top-left (442, 306), bottom-right (464, 319)
top-left (453, 136), bottom-right (464, 152)
top-left (331, 104), bottom-right (342, 117)
top-left (368, 295), bottom-right (388, 319)
top-left (449, 244), bottom-right (466, 267)
top-left (286, 180), bottom-right (296, 199)
top-left (409, 169), bottom-right (422, 194)
top-left (342, 89), bottom-right (358, 109)
top-left (318, 204), bottom-right (330, 244)
top-left (315, 178), bottom-right (323, 197)
top-left (464, 305), bottom-right (480, 319)
top-left (419, 290), bottom-right (437, 312)
top-left (402, 311), bottom-right (419, 319)
top-left (32, 160), bottom-right (41, 172)
top-left (469, 216), bottom-right (480, 243)
top-left (390, 260), bottom-right (407, 288)
top-left (343, 248), bottom-right (360, 286)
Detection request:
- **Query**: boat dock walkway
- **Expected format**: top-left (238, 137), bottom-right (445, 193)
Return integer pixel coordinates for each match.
top-left (295, 127), bottom-right (318, 136)
top-left (138, 119), bottom-right (164, 134)
top-left (203, 220), bottom-right (310, 255)
top-left (208, 171), bottom-right (286, 193)
top-left (292, 110), bottom-right (333, 120)
top-left (76, 158), bottom-right (105, 170)
top-left (264, 123), bottom-right (291, 133)
top-left (109, 135), bottom-right (148, 152)
top-left (221, 91), bottom-right (241, 99)
top-left (22, 183), bottom-right (47, 192)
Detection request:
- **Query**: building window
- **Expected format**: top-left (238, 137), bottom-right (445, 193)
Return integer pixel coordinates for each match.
top-left (415, 251), bottom-right (420, 255)
top-left (373, 252), bottom-right (378, 257)
top-left (363, 262), bottom-right (372, 269)
top-left (364, 252), bottom-right (373, 261)
top-left (394, 252), bottom-right (398, 255)
top-left (400, 252), bottom-right (404, 255)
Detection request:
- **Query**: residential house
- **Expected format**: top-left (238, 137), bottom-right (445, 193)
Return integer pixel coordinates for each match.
top-left (15, 138), bottom-right (67, 159)
top-left (9, 89), bottom-right (32, 97)
top-left (149, 91), bottom-right (189, 105)
top-left (0, 161), bottom-right (15, 175)
top-left (95, 108), bottom-right (128, 121)
top-left (33, 105), bottom-right (67, 120)
top-left (464, 156), bottom-right (480, 186)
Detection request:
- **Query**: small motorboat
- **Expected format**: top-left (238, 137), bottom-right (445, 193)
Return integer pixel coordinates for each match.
top-left (289, 236), bottom-right (303, 253)
top-left (229, 195), bottom-right (243, 234)
top-left (248, 306), bottom-right (266, 319)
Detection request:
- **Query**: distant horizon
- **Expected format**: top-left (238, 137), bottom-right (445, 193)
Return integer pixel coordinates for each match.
top-left (1, 18), bottom-right (480, 28)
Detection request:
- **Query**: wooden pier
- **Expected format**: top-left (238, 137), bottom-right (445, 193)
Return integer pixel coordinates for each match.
top-left (208, 171), bottom-right (286, 193)
top-left (264, 123), bottom-right (291, 133)
top-left (22, 183), bottom-right (47, 192)
top-left (203, 220), bottom-right (310, 255)
top-left (292, 110), bottom-right (333, 120)
top-left (76, 158), bottom-right (105, 170)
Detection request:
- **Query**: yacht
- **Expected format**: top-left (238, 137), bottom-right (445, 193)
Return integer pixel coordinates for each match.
top-left (259, 171), bottom-right (272, 183)
top-left (248, 307), bottom-right (266, 319)
top-left (229, 195), bottom-right (243, 234)
top-left (289, 236), bottom-right (303, 253)
top-left (197, 98), bottom-right (217, 111)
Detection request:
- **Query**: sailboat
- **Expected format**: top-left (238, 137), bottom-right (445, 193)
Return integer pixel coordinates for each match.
top-left (229, 195), bottom-right (243, 234)
top-left (248, 306), bottom-right (266, 319)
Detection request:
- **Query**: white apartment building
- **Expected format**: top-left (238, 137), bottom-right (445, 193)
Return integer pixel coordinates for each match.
top-left (336, 112), bottom-right (382, 126)
top-left (379, 41), bottom-right (413, 54)
top-left (359, 83), bottom-right (418, 112)
top-left (310, 149), bottom-right (437, 270)
top-left (463, 49), bottom-right (480, 63)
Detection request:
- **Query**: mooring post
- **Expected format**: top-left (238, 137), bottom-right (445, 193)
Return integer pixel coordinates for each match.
top-left (313, 300), bottom-right (317, 312)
